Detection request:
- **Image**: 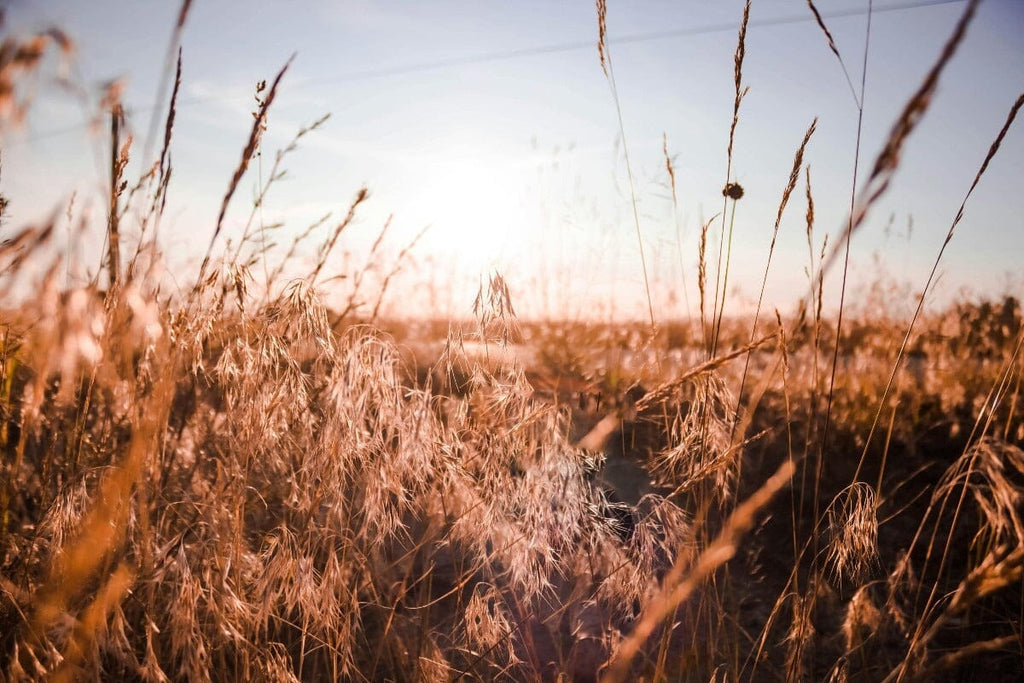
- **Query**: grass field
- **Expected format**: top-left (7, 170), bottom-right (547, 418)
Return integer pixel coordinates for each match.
top-left (1, 1), bottom-right (1022, 681)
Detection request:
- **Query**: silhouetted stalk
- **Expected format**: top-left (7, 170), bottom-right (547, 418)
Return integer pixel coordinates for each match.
top-left (597, 0), bottom-right (657, 336)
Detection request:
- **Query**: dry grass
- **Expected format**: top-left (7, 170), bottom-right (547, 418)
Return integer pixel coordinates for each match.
top-left (0, 1), bottom-right (1022, 681)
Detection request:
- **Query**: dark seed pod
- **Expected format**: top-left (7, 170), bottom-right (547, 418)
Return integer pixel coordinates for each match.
top-left (722, 182), bottom-right (744, 200)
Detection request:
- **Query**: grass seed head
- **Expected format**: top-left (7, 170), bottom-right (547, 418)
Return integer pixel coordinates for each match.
top-left (825, 482), bottom-right (879, 588)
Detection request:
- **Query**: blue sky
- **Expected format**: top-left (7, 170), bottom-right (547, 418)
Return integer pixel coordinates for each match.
top-left (3, 0), bottom-right (1022, 321)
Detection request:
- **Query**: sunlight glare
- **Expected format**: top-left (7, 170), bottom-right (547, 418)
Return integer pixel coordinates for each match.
top-left (409, 156), bottom-right (528, 275)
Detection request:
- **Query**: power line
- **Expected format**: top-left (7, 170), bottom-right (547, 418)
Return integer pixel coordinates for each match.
top-left (291, 0), bottom-right (964, 87)
top-left (7, 0), bottom-right (966, 147)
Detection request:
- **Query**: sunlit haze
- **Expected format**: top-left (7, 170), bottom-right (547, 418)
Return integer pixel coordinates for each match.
top-left (3, 0), bottom-right (1022, 320)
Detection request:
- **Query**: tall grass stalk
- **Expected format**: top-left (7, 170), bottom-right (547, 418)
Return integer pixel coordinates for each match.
top-left (811, 0), bottom-right (873, 559)
top-left (709, 0), bottom-right (750, 360)
top-left (733, 119), bottom-right (817, 438)
top-left (596, 0), bottom-right (656, 336)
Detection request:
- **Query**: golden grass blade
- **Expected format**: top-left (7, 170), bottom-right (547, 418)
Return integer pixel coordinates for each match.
top-left (776, 120), bottom-right (817, 233)
top-left (158, 48), bottom-right (182, 189)
top-left (806, 0), bottom-right (860, 106)
top-left (370, 224), bottom-right (430, 322)
top-left (806, 0), bottom-right (841, 60)
top-left (142, 0), bottom-right (192, 167)
top-left (50, 563), bottom-right (136, 683)
top-left (197, 55), bottom-right (294, 287)
top-left (310, 186), bottom-right (370, 283)
top-left (816, 0), bottom-right (980, 283)
top-left (908, 635), bottom-right (1020, 683)
top-left (733, 119), bottom-right (817, 422)
top-left (601, 458), bottom-right (795, 682)
top-left (726, 0), bottom-right (750, 163)
top-left (636, 333), bottom-right (776, 412)
top-left (886, 545), bottom-right (1024, 682)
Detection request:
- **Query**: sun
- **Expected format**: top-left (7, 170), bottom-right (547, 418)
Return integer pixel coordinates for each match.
top-left (407, 156), bottom-right (526, 275)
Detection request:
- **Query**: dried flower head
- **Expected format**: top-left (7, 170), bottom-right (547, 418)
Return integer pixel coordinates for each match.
top-left (825, 482), bottom-right (879, 587)
top-left (722, 182), bottom-right (744, 200)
